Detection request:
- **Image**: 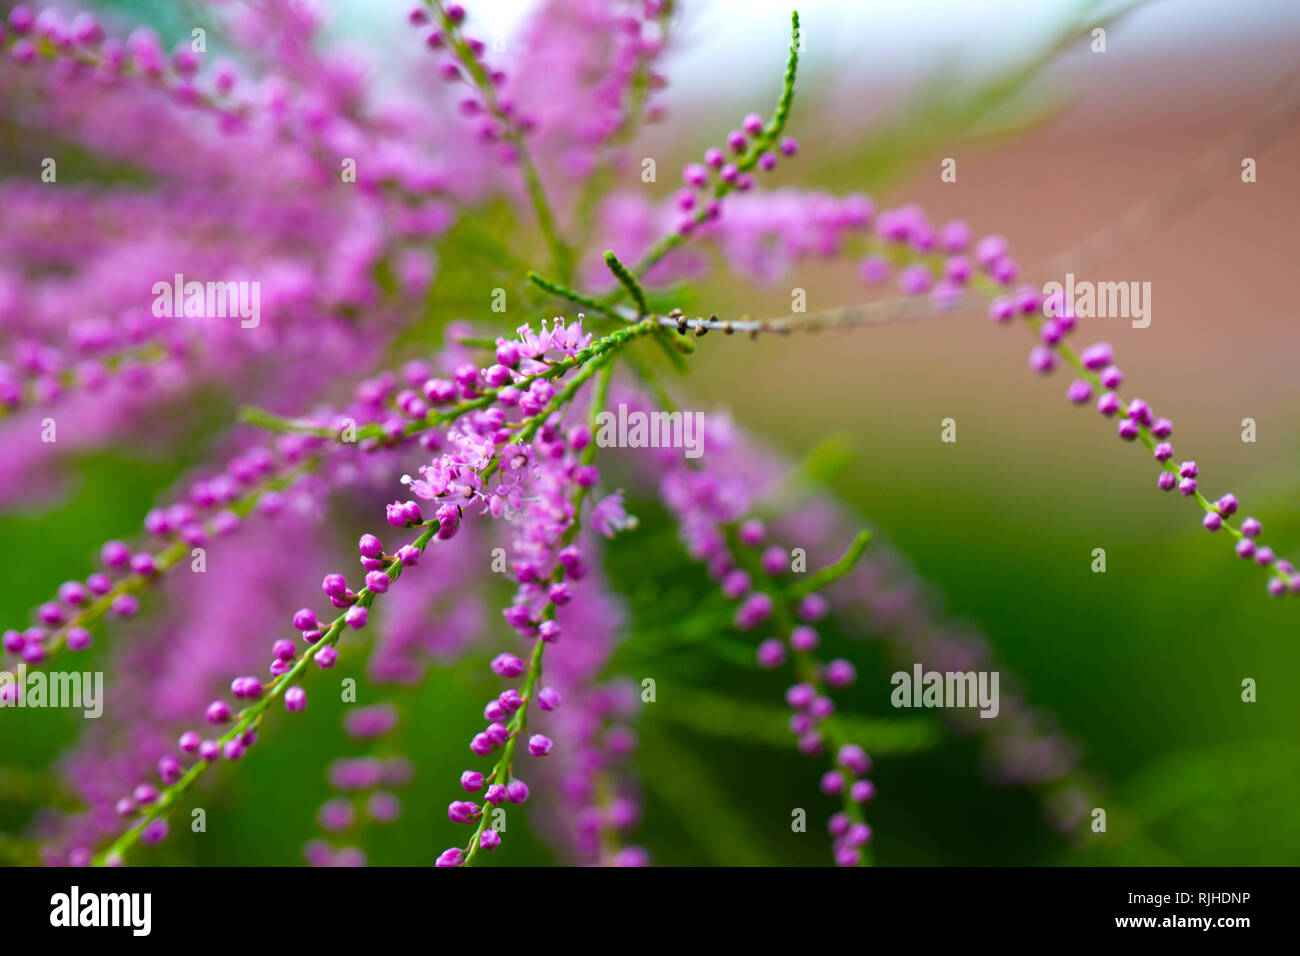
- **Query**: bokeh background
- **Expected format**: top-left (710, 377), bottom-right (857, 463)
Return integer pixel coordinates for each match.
top-left (2, 0), bottom-right (1299, 865)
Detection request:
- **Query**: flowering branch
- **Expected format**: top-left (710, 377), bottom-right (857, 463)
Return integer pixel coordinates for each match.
top-left (444, 363), bottom-right (613, 866)
top-left (618, 10), bottom-right (803, 285)
top-left (237, 319), bottom-right (657, 446)
top-left (94, 520), bottom-right (441, 865)
top-left (423, 0), bottom-right (574, 280)
top-left (9, 457), bottom-right (318, 666)
top-left (94, 306), bottom-right (642, 865)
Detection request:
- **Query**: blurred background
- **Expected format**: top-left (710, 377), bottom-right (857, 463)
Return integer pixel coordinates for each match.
top-left (2, 0), bottom-right (1299, 865)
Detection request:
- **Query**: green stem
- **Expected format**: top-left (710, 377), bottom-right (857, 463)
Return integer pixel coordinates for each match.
top-left (236, 406), bottom-right (334, 437)
top-left (788, 530), bottom-right (872, 599)
top-left (602, 251), bottom-right (650, 317)
top-left (527, 271), bottom-right (627, 322)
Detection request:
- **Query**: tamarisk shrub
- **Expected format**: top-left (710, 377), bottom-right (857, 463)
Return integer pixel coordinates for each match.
top-left (1, 0), bottom-right (1294, 869)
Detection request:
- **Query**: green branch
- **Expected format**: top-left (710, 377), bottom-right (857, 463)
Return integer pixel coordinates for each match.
top-left (527, 270), bottom-right (627, 322)
top-left (602, 250), bottom-right (650, 316)
top-left (789, 530), bottom-right (872, 599)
